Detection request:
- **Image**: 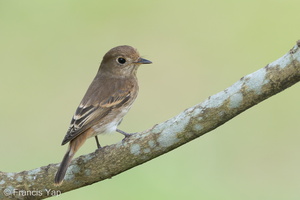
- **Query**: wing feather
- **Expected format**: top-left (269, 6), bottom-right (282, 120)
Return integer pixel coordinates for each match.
top-left (61, 89), bottom-right (131, 145)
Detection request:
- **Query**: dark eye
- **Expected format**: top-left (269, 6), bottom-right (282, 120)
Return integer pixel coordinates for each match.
top-left (117, 57), bottom-right (126, 64)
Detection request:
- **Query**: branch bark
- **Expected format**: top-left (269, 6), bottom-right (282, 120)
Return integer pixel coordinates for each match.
top-left (1, 41), bottom-right (300, 200)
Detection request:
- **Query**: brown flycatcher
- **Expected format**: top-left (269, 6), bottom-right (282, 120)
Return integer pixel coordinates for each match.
top-left (54, 45), bottom-right (152, 185)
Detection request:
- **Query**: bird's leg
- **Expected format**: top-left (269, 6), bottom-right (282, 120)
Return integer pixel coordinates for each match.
top-left (95, 136), bottom-right (101, 149)
top-left (116, 129), bottom-right (136, 137)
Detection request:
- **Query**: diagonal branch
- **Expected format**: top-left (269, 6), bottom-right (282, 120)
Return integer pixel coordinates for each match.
top-left (1, 41), bottom-right (300, 200)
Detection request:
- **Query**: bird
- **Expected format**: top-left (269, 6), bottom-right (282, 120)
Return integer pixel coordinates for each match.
top-left (54, 45), bottom-right (152, 185)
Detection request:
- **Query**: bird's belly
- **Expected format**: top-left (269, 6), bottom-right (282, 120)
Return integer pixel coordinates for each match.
top-left (91, 119), bottom-right (119, 137)
top-left (90, 105), bottom-right (132, 137)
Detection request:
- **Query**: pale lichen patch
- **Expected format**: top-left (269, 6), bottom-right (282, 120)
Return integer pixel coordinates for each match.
top-left (16, 176), bottom-right (23, 182)
top-left (138, 130), bottom-right (151, 139)
top-left (193, 123), bottom-right (203, 131)
top-left (28, 168), bottom-right (41, 176)
top-left (81, 153), bottom-right (96, 163)
top-left (229, 92), bottom-right (243, 108)
top-left (25, 168), bottom-right (39, 182)
top-left (227, 79), bottom-right (243, 94)
top-left (148, 140), bottom-right (155, 148)
top-left (6, 173), bottom-right (15, 179)
top-left (192, 107), bottom-right (202, 116)
top-left (202, 90), bottom-right (228, 109)
top-left (244, 68), bottom-right (269, 94)
top-left (143, 148), bottom-right (150, 153)
top-left (0, 180), bottom-right (5, 185)
top-left (130, 144), bottom-right (141, 155)
top-left (65, 164), bottom-right (80, 181)
top-left (270, 53), bottom-right (293, 69)
top-left (64, 174), bottom-right (74, 181)
top-left (295, 49), bottom-right (300, 63)
top-left (152, 111), bottom-right (190, 135)
top-left (69, 164), bottom-right (80, 173)
top-left (197, 116), bottom-right (203, 121)
top-left (201, 78), bottom-right (243, 110)
top-left (186, 106), bottom-right (202, 117)
top-left (150, 111), bottom-right (189, 148)
top-left (157, 130), bottom-right (180, 148)
top-left (154, 112), bottom-right (188, 148)
top-left (85, 169), bottom-right (91, 176)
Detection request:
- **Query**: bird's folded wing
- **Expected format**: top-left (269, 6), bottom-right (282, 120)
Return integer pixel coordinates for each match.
top-left (61, 89), bottom-right (131, 145)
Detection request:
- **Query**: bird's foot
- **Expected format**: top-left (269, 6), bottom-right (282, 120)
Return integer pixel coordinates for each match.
top-left (116, 129), bottom-right (136, 138)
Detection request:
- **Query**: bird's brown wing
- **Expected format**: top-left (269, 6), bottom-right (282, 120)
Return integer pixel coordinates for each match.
top-left (61, 88), bottom-right (131, 145)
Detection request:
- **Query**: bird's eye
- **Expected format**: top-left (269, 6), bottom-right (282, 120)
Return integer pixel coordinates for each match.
top-left (117, 57), bottom-right (126, 64)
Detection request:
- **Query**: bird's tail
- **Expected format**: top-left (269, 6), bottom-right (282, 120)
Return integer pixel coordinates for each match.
top-left (54, 146), bottom-right (74, 186)
top-left (54, 129), bottom-right (91, 185)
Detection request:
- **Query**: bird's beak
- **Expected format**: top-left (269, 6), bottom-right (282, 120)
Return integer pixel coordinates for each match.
top-left (135, 58), bottom-right (152, 64)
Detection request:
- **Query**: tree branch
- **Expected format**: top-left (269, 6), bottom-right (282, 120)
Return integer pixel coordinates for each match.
top-left (1, 41), bottom-right (300, 200)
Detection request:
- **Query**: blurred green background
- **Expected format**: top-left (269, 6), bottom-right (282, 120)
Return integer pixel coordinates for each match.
top-left (1, 0), bottom-right (300, 199)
